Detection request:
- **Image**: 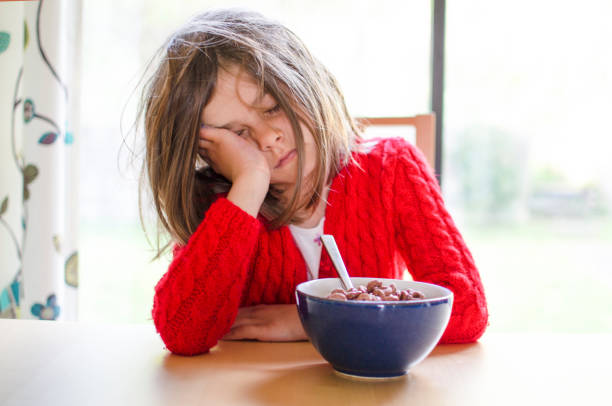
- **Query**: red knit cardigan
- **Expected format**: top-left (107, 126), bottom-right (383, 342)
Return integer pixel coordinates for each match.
top-left (152, 138), bottom-right (488, 355)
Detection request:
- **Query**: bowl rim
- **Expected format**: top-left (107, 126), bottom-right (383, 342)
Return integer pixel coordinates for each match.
top-left (296, 277), bottom-right (453, 307)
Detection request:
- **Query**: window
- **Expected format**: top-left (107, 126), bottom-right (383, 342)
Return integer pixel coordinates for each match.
top-left (443, 0), bottom-right (612, 332)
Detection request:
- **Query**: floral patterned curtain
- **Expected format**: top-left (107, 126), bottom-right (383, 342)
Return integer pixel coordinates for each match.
top-left (0, 0), bottom-right (81, 320)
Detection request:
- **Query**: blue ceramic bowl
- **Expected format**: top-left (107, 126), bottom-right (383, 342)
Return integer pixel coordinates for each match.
top-left (296, 277), bottom-right (453, 379)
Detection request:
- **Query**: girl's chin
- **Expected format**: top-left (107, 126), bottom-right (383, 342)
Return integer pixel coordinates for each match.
top-left (270, 165), bottom-right (315, 194)
top-left (269, 179), bottom-right (294, 190)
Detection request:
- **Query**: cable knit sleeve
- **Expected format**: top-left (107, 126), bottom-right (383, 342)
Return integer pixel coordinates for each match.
top-left (387, 138), bottom-right (488, 343)
top-left (152, 197), bottom-right (261, 355)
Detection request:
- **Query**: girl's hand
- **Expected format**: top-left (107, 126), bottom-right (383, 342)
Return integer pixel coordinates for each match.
top-left (198, 125), bottom-right (271, 184)
top-left (199, 126), bottom-right (271, 217)
top-left (222, 304), bottom-right (308, 342)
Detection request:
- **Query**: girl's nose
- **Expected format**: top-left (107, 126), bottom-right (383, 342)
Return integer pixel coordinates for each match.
top-left (254, 125), bottom-right (283, 151)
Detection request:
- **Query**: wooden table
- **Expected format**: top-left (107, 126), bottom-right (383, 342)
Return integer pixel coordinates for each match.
top-left (0, 319), bottom-right (609, 405)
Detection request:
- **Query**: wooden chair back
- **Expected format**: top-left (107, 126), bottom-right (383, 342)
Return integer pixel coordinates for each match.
top-left (356, 114), bottom-right (436, 169)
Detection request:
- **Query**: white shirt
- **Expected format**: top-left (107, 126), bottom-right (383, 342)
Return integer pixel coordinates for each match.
top-left (289, 216), bottom-right (325, 280)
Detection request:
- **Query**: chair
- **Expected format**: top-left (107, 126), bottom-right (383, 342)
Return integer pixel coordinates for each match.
top-left (355, 114), bottom-right (437, 169)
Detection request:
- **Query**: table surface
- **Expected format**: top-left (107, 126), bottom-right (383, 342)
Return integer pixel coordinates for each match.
top-left (1, 319), bottom-right (610, 406)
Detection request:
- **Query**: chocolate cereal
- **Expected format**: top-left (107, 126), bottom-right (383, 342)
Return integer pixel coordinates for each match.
top-left (326, 280), bottom-right (425, 301)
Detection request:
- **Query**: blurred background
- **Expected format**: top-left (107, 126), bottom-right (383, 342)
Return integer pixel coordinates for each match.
top-left (79, 0), bottom-right (612, 332)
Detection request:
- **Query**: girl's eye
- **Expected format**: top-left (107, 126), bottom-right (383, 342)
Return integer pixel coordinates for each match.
top-left (235, 129), bottom-right (246, 137)
top-left (264, 104), bottom-right (281, 116)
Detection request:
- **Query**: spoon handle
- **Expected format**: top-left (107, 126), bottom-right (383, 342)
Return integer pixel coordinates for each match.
top-left (320, 235), bottom-right (354, 290)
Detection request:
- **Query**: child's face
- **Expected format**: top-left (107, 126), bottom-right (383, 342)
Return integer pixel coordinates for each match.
top-left (200, 65), bottom-right (317, 190)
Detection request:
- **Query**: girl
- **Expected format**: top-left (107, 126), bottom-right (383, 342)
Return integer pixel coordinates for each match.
top-left (140, 8), bottom-right (488, 355)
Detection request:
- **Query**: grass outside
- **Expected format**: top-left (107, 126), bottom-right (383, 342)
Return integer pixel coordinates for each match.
top-left (79, 221), bottom-right (169, 324)
top-left (78, 216), bottom-right (612, 332)
top-left (462, 215), bottom-right (612, 333)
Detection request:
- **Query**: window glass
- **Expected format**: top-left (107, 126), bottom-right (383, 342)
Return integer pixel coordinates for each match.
top-left (444, 0), bottom-right (612, 332)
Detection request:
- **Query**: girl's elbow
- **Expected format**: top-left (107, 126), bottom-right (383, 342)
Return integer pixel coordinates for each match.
top-left (155, 322), bottom-right (213, 356)
top-left (164, 340), bottom-right (211, 356)
top-left (440, 303), bottom-right (489, 344)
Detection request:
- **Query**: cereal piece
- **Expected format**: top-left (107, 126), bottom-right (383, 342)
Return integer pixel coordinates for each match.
top-left (325, 280), bottom-right (425, 301)
top-left (366, 280), bottom-right (383, 292)
top-left (399, 290), bottom-right (412, 300)
top-left (411, 291), bottom-right (425, 299)
top-left (383, 294), bottom-right (399, 301)
top-left (373, 288), bottom-right (386, 298)
top-left (346, 289), bottom-right (362, 299)
top-left (356, 293), bottom-right (373, 301)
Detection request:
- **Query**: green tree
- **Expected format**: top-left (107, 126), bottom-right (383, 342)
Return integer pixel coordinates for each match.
top-left (449, 127), bottom-right (527, 220)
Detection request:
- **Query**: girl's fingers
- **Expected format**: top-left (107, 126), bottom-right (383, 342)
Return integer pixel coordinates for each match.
top-left (198, 148), bottom-right (209, 161)
top-left (199, 130), bottom-right (215, 142)
top-left (229, 318), bottom-right (255, 330)
top-left (222, 324), bottom-right (262, 341)
top-left (223, 305), bottom-right (306, 342)
top-left (236, 306), bottom-right (255, 317)
top-left (230, 307), bottom-right (257, 328)
top-left (198, 148), bottom-right (216, 171)
top-left (199, 125), bottom-right (231, 141)
top-left (198, 138), bottom-right (213, 149)
top-left (224, 308), bottom-right (261, 339)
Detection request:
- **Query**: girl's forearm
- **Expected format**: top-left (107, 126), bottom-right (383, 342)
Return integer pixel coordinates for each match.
top-left (153, 197), bottom-right (262, 355)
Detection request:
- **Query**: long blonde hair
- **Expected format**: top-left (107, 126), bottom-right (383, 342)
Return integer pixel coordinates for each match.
top-left (138, 8), bottom-right (362, 255)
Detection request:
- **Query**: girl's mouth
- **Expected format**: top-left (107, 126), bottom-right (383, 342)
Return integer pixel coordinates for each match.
top-left (275, 149), bottom-right (296, 169)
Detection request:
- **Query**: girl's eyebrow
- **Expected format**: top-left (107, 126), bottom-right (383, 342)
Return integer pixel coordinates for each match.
top-left (205, 124), bottom-right (233, 130)
top-left (254, 91), bottom-right (275, 105)
top-left (256, 91), bottom-right (272, 103)
top-left (201, 123), bottom-right (232, 130)
top-left (205, 94), bottom-right (275, 129)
